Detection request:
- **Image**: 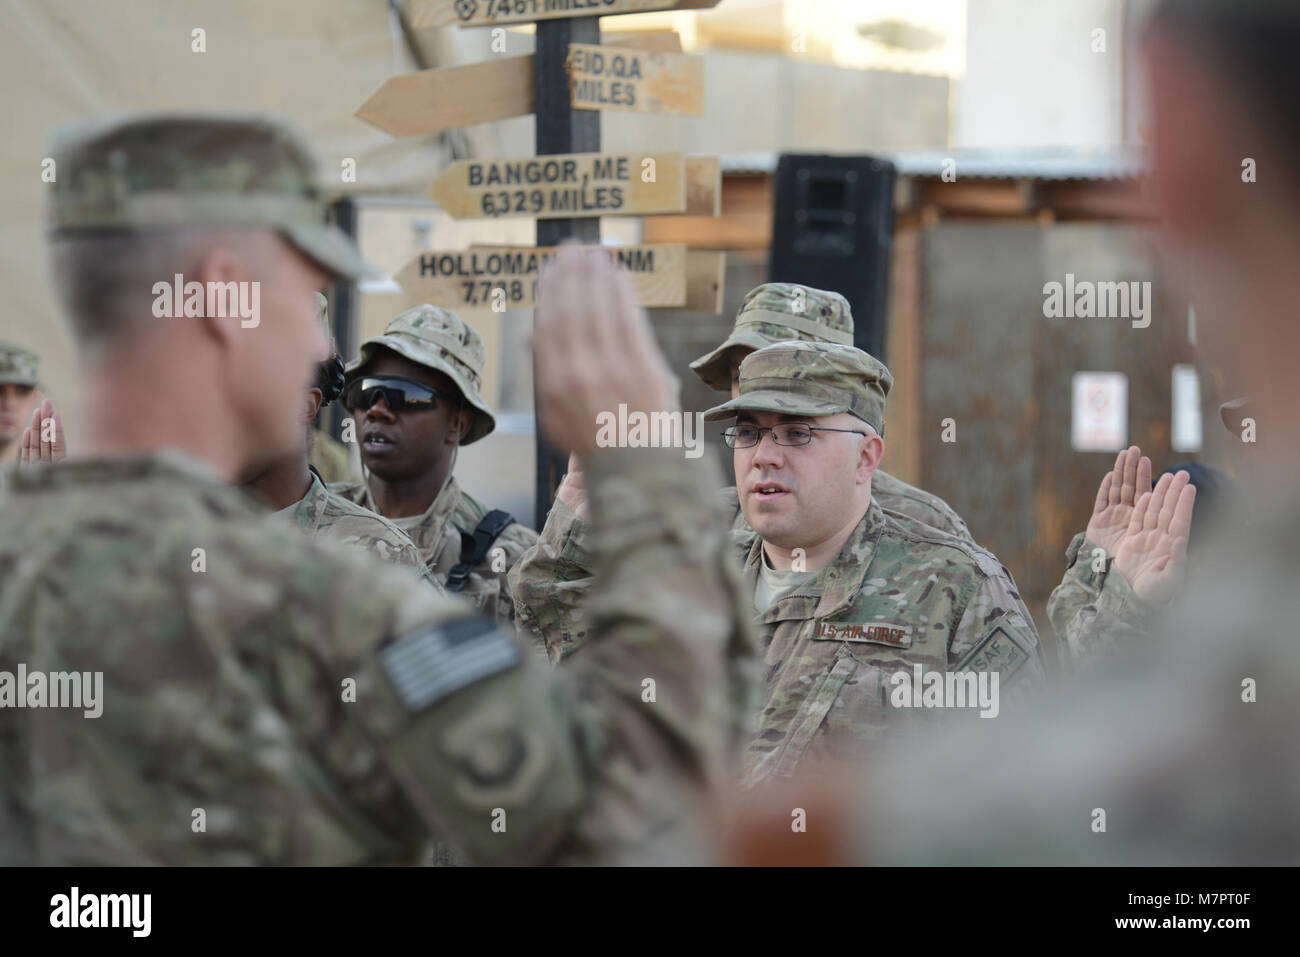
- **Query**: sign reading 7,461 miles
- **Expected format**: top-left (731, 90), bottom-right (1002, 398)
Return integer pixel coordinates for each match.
top-left (408, 0), bottom-right (722, 30)
top-left (430, 151), bottom-right (686, 220)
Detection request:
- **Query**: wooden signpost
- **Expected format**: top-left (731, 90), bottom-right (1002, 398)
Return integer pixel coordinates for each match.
top-left (356, 36), bottom-right (703, 136)
top-left (394, 243), bottom-right (688, 309)
top-left (362, 3), bottom-right (724, 525)
top-left (429, 151), bottom-right (687, 219)
top-left (567, 43), bottom-right (704, 115)
top-left (408, 0), bottom-right (721, 30)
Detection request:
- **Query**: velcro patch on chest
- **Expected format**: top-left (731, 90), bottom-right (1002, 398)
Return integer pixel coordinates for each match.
top-left (378, 615), bottom-right (521, 713)
top-left (812, 620), bottom-right (913, 649)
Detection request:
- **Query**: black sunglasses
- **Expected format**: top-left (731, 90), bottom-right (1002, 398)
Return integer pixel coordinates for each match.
top-left (344, 375), bottom-right (456, 413)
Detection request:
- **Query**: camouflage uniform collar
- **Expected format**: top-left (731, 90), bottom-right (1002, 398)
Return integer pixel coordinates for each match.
top-left (361, 472), bottom-right (462, 532)
top-left (741, 499), bottom-right (886, 624)
top-left (283, 468), bottom-right (329, 533)
top-left (4, 449), bottom-right (225, 493)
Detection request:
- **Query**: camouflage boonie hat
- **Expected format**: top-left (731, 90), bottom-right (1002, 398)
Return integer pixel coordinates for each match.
top-left (703, 340), bottom-right (892, 435)
top-left (46, 113), bottom-right (377, 281)
top-left (690, 282), bottom-right (855, 391)
top-left (345, 305), bottom-right (495, 444)
top-left (0, 343), bottom-right (39, 387)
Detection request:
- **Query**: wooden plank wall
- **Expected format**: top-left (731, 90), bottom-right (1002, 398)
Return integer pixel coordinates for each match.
top-left (917, 221), bottom-right (1202, 662)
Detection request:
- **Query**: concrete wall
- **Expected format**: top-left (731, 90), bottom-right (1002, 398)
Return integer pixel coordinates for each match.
top-left (956, 0), bottom-right (1127, 149)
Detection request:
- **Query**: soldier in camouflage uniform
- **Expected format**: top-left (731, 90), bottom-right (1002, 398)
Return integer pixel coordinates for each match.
top-left (692, 283), bottom-right (971, 539)
top-left (331, 306), bottom-right (538, 624)
top-left (0, 343), bottom-right (44, 468)
top-left (704, 341), bottom-right (1043, 789)
top-left (511, 283), bottom-right (973, 661)
top-left (0, 113), bottom-right (752, 865)
top-left (245, 292), bottom-right (429, 578)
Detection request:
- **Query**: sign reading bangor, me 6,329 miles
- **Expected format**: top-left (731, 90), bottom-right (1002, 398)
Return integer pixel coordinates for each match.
top-left (408, 0), bottom-right (722, 30)
top-left (430, 151), bottom-right (686, 220)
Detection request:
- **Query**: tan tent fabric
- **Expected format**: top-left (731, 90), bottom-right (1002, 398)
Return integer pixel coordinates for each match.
top-left (0, 0), bottom-right (506, 424)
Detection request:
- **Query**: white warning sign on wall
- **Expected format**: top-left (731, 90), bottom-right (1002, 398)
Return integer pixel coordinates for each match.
top-left (1071, 371), bottom-right (1128, 452)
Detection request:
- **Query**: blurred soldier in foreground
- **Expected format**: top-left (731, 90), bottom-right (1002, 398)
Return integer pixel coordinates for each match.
top-left (332, 306), bottom-right (538, 624)
top-left (733, 0), bottom-right (1300, 864)
top-left (243, 292), bottom-right (428, 577)
top-left (1, 343), bottom-right (46, 468)
top-left (0, 114), bottom-right (751, 865)
top-left (513, 284), bottom-right (973, 661)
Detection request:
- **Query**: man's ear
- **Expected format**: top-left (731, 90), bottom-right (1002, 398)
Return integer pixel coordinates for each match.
top-left (857, 431), bottom-right (884, 486)
top-left (444, 405), bottom-right (473, 446)
top-left (304, 388), bottom-right (324, 426)
top-left (193, 243), bottom-right (245, 350)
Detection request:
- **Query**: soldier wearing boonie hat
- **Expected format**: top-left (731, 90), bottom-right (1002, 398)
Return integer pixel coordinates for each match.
top-left (702, 339), bottom-right (1043, 790)
top-left (0, 342), bottom-right (44, 468)
top-left (332, 305), bottom-right (539, 627)
top-left (239, 292), bottom-right (427, 578)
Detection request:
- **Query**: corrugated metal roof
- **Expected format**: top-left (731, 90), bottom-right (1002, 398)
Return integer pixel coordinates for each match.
top-left (720, 148), bottom-right (1146, 180)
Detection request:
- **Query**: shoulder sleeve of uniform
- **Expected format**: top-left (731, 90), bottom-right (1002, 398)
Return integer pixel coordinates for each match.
top-left (1062, 563), bottom-right (1156, 662)
top-left (345, 607), bottom-right (588, 864)
top-left (1048, 534), bottom-right (1112, 653)
top-left (508, 495), bottom-right (598, 662)
top-left (950, 574), bottom-right (1045, 693)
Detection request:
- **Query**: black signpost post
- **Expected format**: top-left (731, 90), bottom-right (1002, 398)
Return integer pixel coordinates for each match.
top-left (532, 16), bottom-right (602, 528)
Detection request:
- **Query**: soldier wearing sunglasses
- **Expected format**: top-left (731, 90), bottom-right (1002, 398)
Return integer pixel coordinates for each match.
top-left (243, 293), bottom-right (429, 578)
top-left (333, 305), bottom-right (539, 626)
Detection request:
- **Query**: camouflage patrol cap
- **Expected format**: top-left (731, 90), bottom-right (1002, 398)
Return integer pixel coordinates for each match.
top-left (690, 283), bottom-right (855, 390)
top-left (703, 340), bottom-right (892, 435)
top-left (345, 305), bottom-right (495, 444)
top-left (46, 113), bottom-right (377, 280)
top-left (0, 343), bottom-right (39, 387)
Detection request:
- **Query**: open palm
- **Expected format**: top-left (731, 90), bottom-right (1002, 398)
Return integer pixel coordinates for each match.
top-left (1085, 446), bottom-right (1152, 556)
top-left (1113, 470), bottom-right (1196, 606)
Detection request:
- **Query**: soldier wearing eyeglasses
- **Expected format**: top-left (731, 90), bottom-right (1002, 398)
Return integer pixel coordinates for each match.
top-left (331, 305), bottom-right (539, 626)
top-left (512, 283), bottom-right (983, 665)
top-left (702, 340), bottom-right (1043, 790)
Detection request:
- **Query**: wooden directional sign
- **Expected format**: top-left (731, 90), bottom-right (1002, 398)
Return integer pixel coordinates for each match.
top-left (356, 55), bottom-right (534, 137)
top-left (567, 43), bottom-right (703, 116)
top-left (430, 151), bottom-right (686, 219)
top-left (357, 33), bottom-right (695, 137)
top-left (685, 250), bottom-right (725, 313)
top-left (409, 0), bottom-right (721, 30)
top-left (395, 244), bottom-right (687, 309)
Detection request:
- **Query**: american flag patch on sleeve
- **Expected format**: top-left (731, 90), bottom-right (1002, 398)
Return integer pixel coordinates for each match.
top-left (378, 615), bottom-right (521, 713)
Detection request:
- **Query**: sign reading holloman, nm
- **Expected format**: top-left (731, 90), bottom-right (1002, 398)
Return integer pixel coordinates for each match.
top-left (395, 244), bottom-right (687, 310)
top-left (409, 0), bottom-right (722, 30)
top-left (430, 151), bottom-right (686, 220)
